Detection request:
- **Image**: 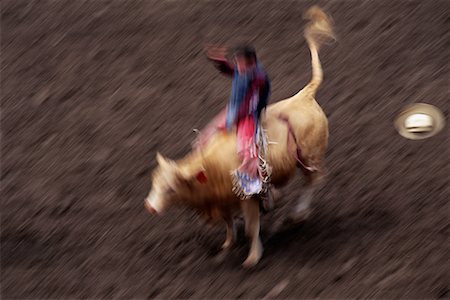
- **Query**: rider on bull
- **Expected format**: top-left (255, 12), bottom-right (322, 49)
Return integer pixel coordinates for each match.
top-left (201, 44), bottom-right (273, 211)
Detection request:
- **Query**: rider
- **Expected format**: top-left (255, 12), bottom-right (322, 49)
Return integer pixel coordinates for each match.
top-left (204, 44), bottom-right (272, 209)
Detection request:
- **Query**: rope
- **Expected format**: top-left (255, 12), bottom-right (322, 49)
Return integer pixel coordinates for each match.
top-left (277, 114), bottom-right (318, 172)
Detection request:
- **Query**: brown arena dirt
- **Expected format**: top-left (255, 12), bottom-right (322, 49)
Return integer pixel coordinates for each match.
top-left (1, 0), bottom-right (449, 298)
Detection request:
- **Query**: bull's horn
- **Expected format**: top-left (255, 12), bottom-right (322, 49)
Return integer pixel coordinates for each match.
top-left (156, 152), bottom-right (167, 166)
top-left (156, 152), bottom-right (177, 169)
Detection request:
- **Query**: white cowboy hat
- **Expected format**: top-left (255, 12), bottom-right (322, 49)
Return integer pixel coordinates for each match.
top-left (394, 103), bottom-right (445, 140)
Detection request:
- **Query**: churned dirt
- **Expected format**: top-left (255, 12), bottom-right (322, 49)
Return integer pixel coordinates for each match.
top-left (1, 0), bottom-right (448, 298)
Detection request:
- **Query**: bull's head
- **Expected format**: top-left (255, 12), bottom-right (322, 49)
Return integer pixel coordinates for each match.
top-left (144, 152), bottom-right (207, 215)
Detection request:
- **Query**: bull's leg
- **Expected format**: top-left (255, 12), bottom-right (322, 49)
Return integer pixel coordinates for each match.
top-left (289, 170), bottom-right (323, 223)
top-left (213, 217), bottom-right (235, 264)
top-left (222, 217), bottom-right (235, 249)
top-left (242, 198), bottom-right (263, 268)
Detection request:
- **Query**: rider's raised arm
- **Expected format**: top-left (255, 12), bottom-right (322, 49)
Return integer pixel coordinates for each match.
top-left (204, 45), bottom-right (235, 77)
top-left (207, 56), bottom-right (235, 77)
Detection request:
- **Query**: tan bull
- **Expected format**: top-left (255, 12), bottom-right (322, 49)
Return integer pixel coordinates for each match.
top-left (145, 6), bottom-right (335, 267)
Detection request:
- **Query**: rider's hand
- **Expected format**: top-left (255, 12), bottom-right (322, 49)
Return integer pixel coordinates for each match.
top-left (203, 44), bottom-right (228, 60)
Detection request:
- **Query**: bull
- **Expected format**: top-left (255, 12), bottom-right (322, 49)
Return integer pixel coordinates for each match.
top-left (145, 6), bottom-right (335, 267)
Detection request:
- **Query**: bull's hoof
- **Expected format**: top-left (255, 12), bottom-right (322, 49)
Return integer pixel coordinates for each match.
top-left (221, 239), bottom-right (233, 250)
top-left (242, 256), bottom-right (260, 268)
top-left (242, 242), bottom-right (263, 268)
top-left (213, 249), bottom-right (229, 264)
top-left (287, 208), bottom-right (312, 225)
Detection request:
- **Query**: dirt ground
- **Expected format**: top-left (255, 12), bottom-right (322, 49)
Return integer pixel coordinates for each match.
top-left (1, 0), bottom-right (449, 299)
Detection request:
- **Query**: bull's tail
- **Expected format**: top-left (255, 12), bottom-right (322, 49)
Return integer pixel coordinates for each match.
top-left (301, 6), bottom-right (335, 97)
